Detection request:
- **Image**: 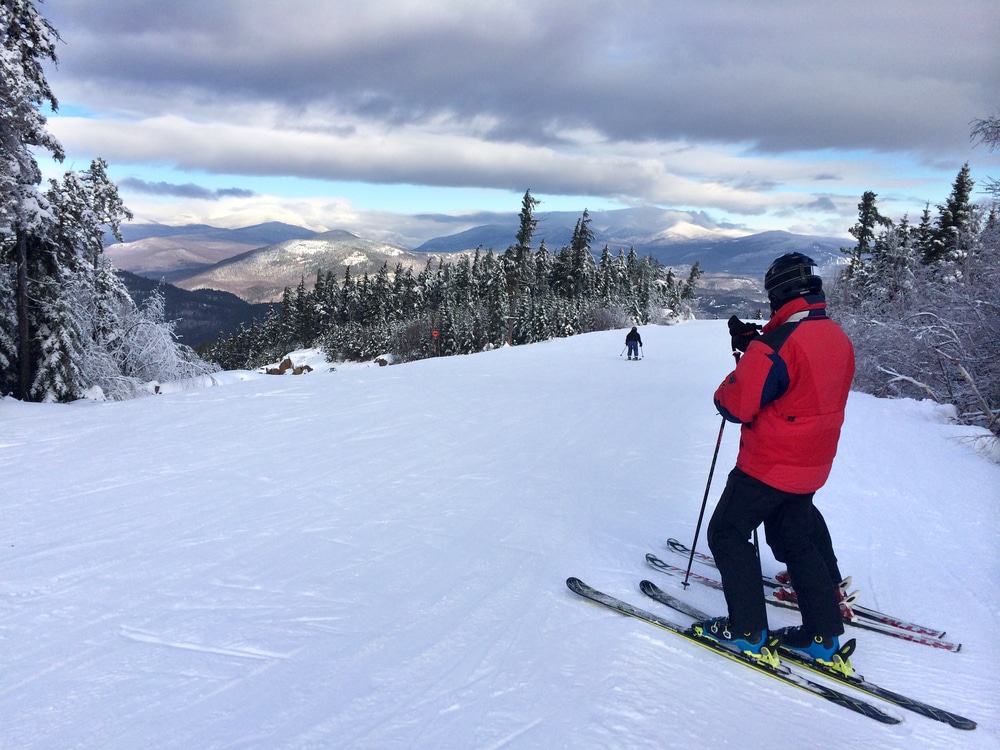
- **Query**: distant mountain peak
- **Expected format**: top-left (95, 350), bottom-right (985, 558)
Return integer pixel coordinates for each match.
top-left (314, 229), bottom-right (360, 242)
top-left (650, 221), bottom-right (749, 243)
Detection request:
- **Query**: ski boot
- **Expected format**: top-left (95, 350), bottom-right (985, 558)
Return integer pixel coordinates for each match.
top-left (776, 626), bottom-right (855, 676)
top-left (692, 617), bottom-right (780, 668)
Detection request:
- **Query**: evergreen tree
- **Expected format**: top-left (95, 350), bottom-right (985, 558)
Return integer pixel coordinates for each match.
top-left (0, 262), bottom-right (15, 377)
top-left (842, 191), bottom-right (892, 279)
top-left (568, 209), bottom-right (596, 298)
top-left (293, 276), bottom-right (314, 347)
top-left (914, 203), bottom-right (935, 263)
top-left (1, 0), bottom-right (64, 214)
top-left (337, 266), bottom-right (360, 324)
top-left (596, 246), bottom-right (616, 306)
top-left (534, 240), bottom-right (553, 295)
top-left (514, 189), bottom-right (540, 258)
top-left (2, 3), bottom-right (212, 401)
top-left (279, 285), bottom-right (297, 348)
top-left (368, 262), bottom-right (393, 337)
top-left (393, 263), bottom-right (420, 322)
top-left (878, 215), bottom-right (918, 312)
top-left (502, 189), bottom-right (540, 343)
top-left (926, 163), bottom-right (975, 267)
top-left (2, 0), bottom-right (64, 396)
top-left (476, 250), bottom-right (507, 346)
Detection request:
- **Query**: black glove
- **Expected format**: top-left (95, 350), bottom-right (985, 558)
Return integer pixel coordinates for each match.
top-left (728, 315), bottom-right (762, 353)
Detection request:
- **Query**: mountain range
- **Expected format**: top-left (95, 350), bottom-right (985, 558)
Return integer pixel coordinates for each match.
top-left (104, 207), bottom-right (850, 340)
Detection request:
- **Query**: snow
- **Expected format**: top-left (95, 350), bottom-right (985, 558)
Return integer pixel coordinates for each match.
top-left (2, 320), bottom-right (998, 749)
top-left (650, 221), bottom-right (748, 242)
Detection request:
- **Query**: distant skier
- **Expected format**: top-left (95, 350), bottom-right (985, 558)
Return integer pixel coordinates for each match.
top-left (625, 327), bottom-right (642, 360)
top-left (692, 253), bottom-right (855, 670)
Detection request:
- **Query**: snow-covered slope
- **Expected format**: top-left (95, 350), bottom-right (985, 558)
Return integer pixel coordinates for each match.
top-left (2, 322), bottom-right (997, 748)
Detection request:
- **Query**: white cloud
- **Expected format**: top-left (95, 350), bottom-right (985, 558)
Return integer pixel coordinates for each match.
top-left (49, 113), bottom-right (929, 215)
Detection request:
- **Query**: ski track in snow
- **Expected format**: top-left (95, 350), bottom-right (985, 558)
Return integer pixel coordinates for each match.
top-left (1, 321), bottom-right (998, 749)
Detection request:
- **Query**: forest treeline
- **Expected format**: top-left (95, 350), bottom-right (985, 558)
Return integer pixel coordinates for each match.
top-left (207, 195), bottom-right (702, 370)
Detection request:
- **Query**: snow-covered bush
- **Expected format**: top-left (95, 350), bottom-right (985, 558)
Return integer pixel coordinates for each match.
top-left (834, 169), bottom-right (999, 437)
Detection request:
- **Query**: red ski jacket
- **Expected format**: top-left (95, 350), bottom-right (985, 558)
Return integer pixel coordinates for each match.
top-left (714, 295), bottom-right (855, 494)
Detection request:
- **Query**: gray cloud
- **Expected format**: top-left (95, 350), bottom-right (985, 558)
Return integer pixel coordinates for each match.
top-left (36, 0), bottom-right (1000, 235)
top-left (43, 1), bottom-right (998, 155)
top-left (803, 197), bottom-right (839, 213)
top-left (411, 211), bottom-right (510, 225)
top-left (118, 178), bottom-right (255, 200)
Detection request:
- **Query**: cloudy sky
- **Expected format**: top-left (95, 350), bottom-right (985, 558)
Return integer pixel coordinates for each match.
top-left (36, 0), bottom-right (1000, 246)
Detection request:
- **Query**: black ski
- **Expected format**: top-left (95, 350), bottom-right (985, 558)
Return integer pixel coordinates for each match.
top-left (639, 579), bottom-right (976, 731)
top-left (665, 537), bottom-right (949, 640)
top-left (646, 552), bottom-right (961, 652)
top-left (566, 577), bottom-right (900, 725)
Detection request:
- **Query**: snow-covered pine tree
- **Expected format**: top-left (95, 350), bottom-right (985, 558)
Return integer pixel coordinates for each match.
top-left (841, 190), bottom-right (893, 284)
top-left (2, 3), bottom-right (216, 401)
top-left (926, 163), bottom-right (976, 269)
top-left (475, 250), bottom-right (507, 346)
top-left (1, 0), bottom-right (64, 396)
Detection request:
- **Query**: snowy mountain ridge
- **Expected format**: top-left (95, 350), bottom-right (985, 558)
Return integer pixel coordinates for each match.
top-left (172, 234), bottom-right (430, 304)
top-left (106, 210), bottom-right (846, 306)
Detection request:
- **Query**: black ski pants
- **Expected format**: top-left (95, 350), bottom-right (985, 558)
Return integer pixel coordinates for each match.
top-left (706, 467), bottom-right (844, 636)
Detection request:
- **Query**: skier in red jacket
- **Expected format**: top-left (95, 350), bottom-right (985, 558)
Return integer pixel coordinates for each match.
top-left (693, 253), bottom-right (855, 669)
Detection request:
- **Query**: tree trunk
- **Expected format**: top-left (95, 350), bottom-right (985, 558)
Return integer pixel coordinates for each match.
top-left (15, 232), bottom-right (32, 399)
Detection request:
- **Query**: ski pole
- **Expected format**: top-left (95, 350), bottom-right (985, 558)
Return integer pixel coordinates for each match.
top-left (682, 349), bottom-right (740, 588)
top-left (682, 415), bottom-right (726, 588)
top-left (620, 346), bottom-right (627, 357)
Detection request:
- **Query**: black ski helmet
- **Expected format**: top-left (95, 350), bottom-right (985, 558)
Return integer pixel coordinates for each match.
top-left (764, 252), bottom-right (822, 310)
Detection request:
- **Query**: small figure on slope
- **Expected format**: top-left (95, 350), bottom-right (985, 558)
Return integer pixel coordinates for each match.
top-left (693, 253), bottom-right (856, 670)
top-left (625, 327), bottom-right (643, 360)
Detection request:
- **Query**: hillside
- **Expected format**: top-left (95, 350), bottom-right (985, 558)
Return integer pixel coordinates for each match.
top-left (117, 271), bottom-right (275, 348)
top-left (171, 232), bottom-right (435, 304)
top-left (105, 222), bottom-right (317, 281)
top-left (2, 323), bottom-right (997, 749)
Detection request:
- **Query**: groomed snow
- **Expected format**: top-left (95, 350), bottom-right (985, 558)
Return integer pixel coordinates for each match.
top-left (2, 321), bottom-right (998, 748)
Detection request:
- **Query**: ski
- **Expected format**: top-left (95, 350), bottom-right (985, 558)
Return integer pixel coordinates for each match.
top-left (665, 537), bottom-right (949, 640)
top-left (646, 553), bottom-right (962, 652)
top-left (639, 579), bottom-right (976, 731)
top-left (565, 577), bottom-right (900, 725)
